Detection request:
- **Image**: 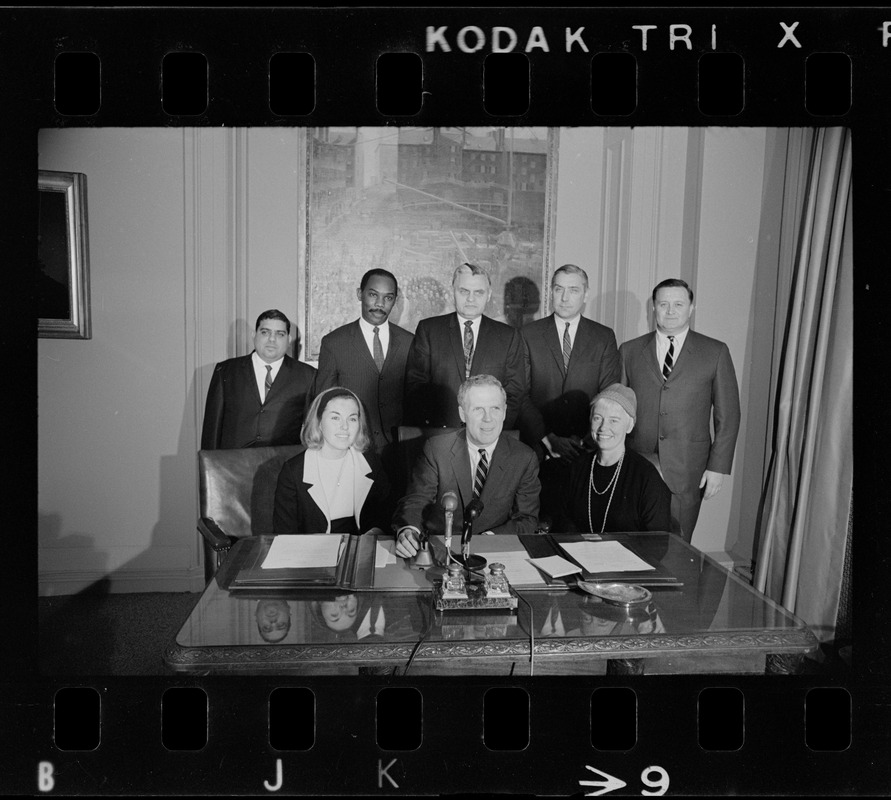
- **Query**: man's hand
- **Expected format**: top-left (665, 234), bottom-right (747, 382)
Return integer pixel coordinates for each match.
top-left (395, 527), bottom-right (420, 558)
top-left (699, 470), bottom-right (726, 500)
top-left (543, 433), bottom-right (585, 461)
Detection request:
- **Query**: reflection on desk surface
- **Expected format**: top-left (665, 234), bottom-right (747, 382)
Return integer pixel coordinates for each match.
top-left (176, 533), bottom-right (807, 649)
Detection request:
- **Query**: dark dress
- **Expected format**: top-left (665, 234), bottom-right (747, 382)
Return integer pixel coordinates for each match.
top-left (557, 448), bottom-right (672, 533)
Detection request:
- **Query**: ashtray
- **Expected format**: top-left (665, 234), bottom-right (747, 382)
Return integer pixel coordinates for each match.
top-left (577, 581), bottom-right (652, 607)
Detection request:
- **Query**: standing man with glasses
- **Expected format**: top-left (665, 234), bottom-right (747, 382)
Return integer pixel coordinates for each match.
top-left (404, 262), bottom-right (526, 429)
top-left (619, 279), bottom-right (740, 542)
top-left (201, 309), bottom-right (317, 450)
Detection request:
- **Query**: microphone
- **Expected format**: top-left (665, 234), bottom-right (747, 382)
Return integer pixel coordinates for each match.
top-left (441, 491), bottom-right (459, 553)
top-left (461, 497), bottom-right (484, 559)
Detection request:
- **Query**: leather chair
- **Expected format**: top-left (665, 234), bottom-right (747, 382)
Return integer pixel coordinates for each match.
top-left (197, 444), bottom-right (304, 581)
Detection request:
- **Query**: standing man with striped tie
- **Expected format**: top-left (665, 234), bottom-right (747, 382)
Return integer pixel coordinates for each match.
top-left (403, 263), bottom-right (526, 429)
top-left (619, 279), bottom-right (740, 542)
top-left (201, 310), bottom-right (316, 449)
top-left (393, 375), bottom-right (540, 558)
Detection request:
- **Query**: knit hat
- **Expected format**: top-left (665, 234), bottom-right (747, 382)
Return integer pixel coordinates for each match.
top-left (590, 383), bottom-right (637, 420)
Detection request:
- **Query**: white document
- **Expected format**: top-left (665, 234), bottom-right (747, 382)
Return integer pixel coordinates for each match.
top-left (484, 551), bottom-right (548, 586)
top-left (559, 540), bottom-right (653, 573)
top-left (261, 534), bottom-right (343, 569)
top-left (527, 555), bottom-right (582, 579)
top-left (375, 539), bottom-right (397, 568)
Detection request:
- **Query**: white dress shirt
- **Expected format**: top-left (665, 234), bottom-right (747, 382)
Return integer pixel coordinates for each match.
top-left (553, 313), bottom-right (581, 350)
top-left (252, 352), bottom-right (285, 401)
top-left (358, 317), bottom-right (390, 359)
top-left (655, 327), bottom-right (690, 369)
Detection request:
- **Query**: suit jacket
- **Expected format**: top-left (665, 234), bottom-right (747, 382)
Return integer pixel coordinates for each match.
top-left (403, 313), bottom-right (526, 428)
top-left (201, 353), bottom-right (317, 450)
top-left (313, 320), bottom-right (413, 451)
top-left (619, 330), bottom-right (741, 495)
top-left (393, 430), bottom-right (540, 536)
top-left (519, 314), bottom-right (621, 445)
top-left (273, 447), bottom-right (390, 534)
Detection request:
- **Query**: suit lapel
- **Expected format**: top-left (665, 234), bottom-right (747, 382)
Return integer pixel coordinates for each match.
top-left (244, 354), bottom-right (264, 406)
top-left (450, 432), bottom-right (473, 508)
top-left (480, 435), bottom-right (507, 507)
top-left (302, 449), bottom-right (331, 533)
top-left (351, 450), bottom-right (375, 529)
top-left (666, 330), bottom-right (695, 380)
top-left (350, 321), bottom-right (378, 372)
top-left (544, 314), bottom-right (567, 378)
top-left (644, 334), bottom-right (663, 382)
top-left (449, 314), bottom-right (467, 379)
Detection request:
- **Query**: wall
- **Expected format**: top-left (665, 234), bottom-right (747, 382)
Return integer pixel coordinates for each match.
top-left (38, 128), bottom-right (305, 595)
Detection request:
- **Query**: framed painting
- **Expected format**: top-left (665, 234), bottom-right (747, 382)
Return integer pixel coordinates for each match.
top-left (38, 169), bottom-right (91, 339)
top-left (304, 126), bottom-right (558, 360)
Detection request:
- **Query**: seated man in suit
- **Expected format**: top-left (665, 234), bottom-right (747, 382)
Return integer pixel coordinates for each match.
top-left (393, 375), bottom-right (540, 558)
top-left (403, 262), bottom-right (526, 429)
top-left (201, 309), bottom-right (317, 449)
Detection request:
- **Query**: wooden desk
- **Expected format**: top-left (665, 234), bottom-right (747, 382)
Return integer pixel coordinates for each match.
top-left (164, 533), bottom-right (817, 675)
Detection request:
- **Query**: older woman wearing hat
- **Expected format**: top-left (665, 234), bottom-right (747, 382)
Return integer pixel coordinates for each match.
top-left (555, 384), bottom-right (672, 533)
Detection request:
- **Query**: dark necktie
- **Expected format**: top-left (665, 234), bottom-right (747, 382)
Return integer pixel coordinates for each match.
top-left (562, 321), bottom-right (572, 371)
top-left (474, 448), bottom-right (489, 497)
top-left (463, 320), bottom-right (474, 378)
top-left (264, 365), bottom-right (274, 400)
top-left (372, 326), bottom-right (384, 371)
top-left (662, 336), bottom-right (675, 381)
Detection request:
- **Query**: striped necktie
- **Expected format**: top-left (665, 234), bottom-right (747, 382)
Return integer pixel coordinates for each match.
top-left (264, 365), bottom-right (274, 400)
top-left (662, 336), bottom-right (675, 381)
top-left (463, 320), bottom-right (474, 378)
top-left (473, 448), bottom-right (489, 497)
top-left (562, 321), bottom-right (571, 371)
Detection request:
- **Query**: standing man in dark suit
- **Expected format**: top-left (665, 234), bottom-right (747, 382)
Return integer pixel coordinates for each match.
top-left (393, 375), bottom-right (540, 557)
top-left (200, 309), bottom-right (317, 450)
top-left (404, 262), bottom-right (525, 429)
top-left (519, 264), bottom-right (621, 461)
top-left (314, 268), bottom-right (413, 455)
top-left (619, 279), bottom-right (741, 541)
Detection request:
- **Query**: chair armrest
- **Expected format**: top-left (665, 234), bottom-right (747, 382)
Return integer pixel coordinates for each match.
top-left (198, 517), bottom-right (236, 552)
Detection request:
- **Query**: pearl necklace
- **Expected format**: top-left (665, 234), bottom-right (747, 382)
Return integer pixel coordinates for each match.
top-left (587, 452), bottom-right (624, 534)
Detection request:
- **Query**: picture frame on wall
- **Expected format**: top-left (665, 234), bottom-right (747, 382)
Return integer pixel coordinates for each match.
top-left (38, 169), bottom-right (91, 339)
top-left (303, 126), bottom-right (559, 361)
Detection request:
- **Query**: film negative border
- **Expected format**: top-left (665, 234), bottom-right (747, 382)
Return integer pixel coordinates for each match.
top-left (5, 4), bottom-right (890, 797)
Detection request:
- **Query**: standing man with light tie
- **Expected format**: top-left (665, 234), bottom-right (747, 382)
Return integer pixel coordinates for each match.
top-left (404, 262), bottom-right (525, 430)
top-left (519, 264), bottom-right (621, 462)
top-left (201, 309), bottom-right (317, 450)
top-left (619, 279), bottom-right (741, 542)
top-left (314, 268), bottom-right (413, 454)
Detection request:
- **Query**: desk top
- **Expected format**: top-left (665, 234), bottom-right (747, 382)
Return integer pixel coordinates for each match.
top-left (166, 532), bottom-right (817, 675)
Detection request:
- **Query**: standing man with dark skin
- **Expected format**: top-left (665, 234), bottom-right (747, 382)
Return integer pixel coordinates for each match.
top-left (314, 269), bottom-right (413, 454)
top-left (201, 309), bottom-right (317, 450)
top-left (619, 279), bottom-right (741, 541)
top-left (519, 264), bottom-right (621, 461)
top-left (404, 262), bottom-right (526, 429)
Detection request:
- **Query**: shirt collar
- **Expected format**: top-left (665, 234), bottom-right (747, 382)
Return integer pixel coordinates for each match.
top-left (252, 351), bottom-right (285, 370)
top-left (358, 316), bottom-right (389, 334)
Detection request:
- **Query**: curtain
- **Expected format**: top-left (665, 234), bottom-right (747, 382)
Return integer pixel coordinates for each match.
top-left (753, 128), bottom-right (853, 645)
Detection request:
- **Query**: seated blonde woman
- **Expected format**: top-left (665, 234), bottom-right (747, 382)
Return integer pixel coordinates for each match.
top-left (555, 384), bottom-right (671, 534)
top-left (273, 387), bottom-right (390, 535)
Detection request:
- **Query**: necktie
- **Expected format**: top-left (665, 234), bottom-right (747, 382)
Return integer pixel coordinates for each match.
top-left (264, 365), bottom-right (274, 400)
top-left (562, 321), bottom-right (572, 371)
top-left (372, 326), bottom-right (384, 371)
top-left (474, 448), bottom-right (489, 497)
top-left (662, 336), bottom-right (675, 381)
top-left (463, 320), bottom-right (474, 378)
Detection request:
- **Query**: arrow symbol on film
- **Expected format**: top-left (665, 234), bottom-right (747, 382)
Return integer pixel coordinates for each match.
top-left (579, 765), bottom-right (627, 796)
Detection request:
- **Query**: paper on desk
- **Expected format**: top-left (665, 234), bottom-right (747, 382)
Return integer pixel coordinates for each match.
top-left (527, 555), bottom-right (582, 579)
top-left (559, 540), bottom-right (653, 573)
top-left (484, 551), bottom-right (548, 586)
top-left (261, 534), bottom-right (343, 569)
top-left (375, 539), bottom-right (397, 568)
